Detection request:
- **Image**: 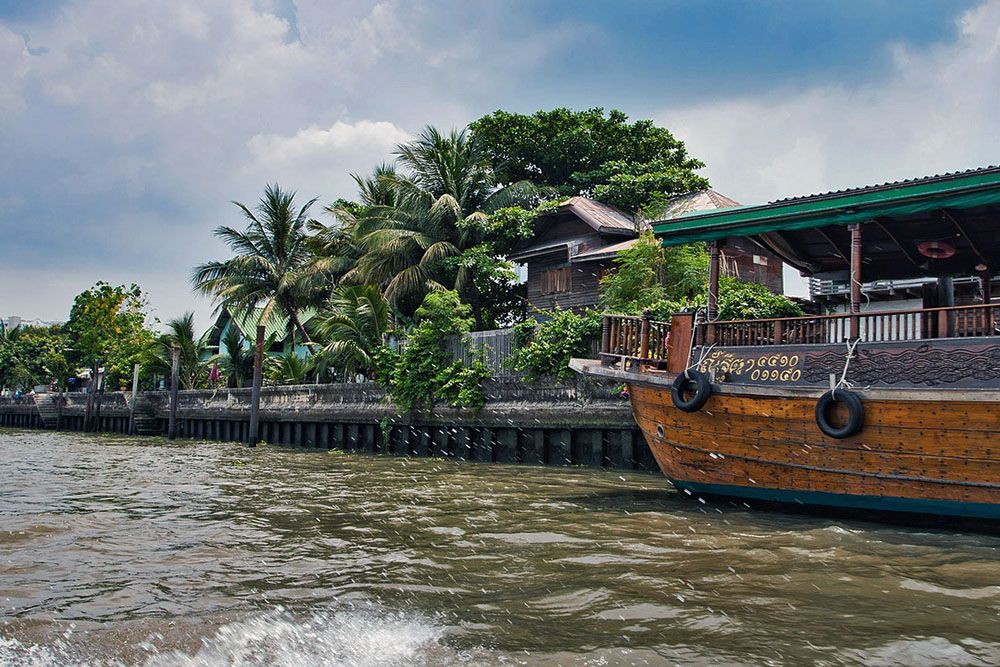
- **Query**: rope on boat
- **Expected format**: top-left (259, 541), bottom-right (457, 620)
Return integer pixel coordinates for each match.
top-left (832, 337), bottom-right (861, 398)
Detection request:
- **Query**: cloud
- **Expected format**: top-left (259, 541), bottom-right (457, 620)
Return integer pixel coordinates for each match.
top-left (659, 0), bottom-right (1000, 206)
top-left (243, 119), bottom-right (411, 204)
top-left (248, 119), bottom-right (410, 164)
top-left (0, 25), bottom-right (27, 111)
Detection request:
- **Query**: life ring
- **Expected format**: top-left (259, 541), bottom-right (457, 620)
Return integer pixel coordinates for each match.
top-left (917, 240), bottom-right (956, 259)
top-left (671, 369), bottom-right (713, 412)
top-left (815, 389), bottom-right (864, 439)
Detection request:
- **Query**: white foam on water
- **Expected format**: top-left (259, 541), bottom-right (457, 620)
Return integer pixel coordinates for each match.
top-left (1, 607), bottom-right (471, 667)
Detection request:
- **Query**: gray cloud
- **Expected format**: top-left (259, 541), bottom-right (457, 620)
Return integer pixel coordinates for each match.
top-left (0, 0), bottom-right (994, 323)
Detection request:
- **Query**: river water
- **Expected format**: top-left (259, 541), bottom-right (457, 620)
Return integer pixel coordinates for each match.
top-left (1, 429), bottom-right (999, 666)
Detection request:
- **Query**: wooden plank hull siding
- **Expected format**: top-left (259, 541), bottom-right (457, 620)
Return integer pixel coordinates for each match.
top-left (629, 383), bottom-right (1000, 519)
top-left (0, 381), bottom-right (657, 472)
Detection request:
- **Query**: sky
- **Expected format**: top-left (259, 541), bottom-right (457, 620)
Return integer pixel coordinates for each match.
top-left (1, 0), bottom-right (998, 330)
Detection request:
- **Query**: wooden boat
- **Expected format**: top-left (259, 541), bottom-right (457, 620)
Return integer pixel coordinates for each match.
top-left (572, 166), bottom-right (1000, 520)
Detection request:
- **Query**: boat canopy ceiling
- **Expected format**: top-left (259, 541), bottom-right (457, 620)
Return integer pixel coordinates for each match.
top-left (651, 166), bottom-right (1000, 281)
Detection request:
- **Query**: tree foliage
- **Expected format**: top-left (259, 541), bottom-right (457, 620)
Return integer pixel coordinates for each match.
top-left (65, 281), bottom-right (155, 387)
top-left (192, 184), bottom-right (325, 346)
top-left (470, 107), bottom-right (707, 214)
top-left (599, 233), bottom-right (802, 321)
top-left (220, 326), bottom-right (254, 389)
top-left (0, 324), bottom-right (70, 391)
top-left (716, 277), bottom-right (803, 321)
top-left (351, 127), bottom-right (535, 323)
top-left (314, 284), bottom-right (393, 380)
top-left (510, 309), bottom-right (602, 382)
top-left (143, 313), bottom-right (212, 390)
top-left (376, 291), bottom-right (490, 412)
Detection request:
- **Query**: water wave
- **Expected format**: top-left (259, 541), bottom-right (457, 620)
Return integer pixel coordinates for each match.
top-left (1, 607), bottom-right (471, 667)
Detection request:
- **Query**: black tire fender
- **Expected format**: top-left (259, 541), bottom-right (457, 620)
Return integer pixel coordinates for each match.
top-left (671, 370), bottom-right (713, 413)
top-left (815, 389), bottom-right (864, 439)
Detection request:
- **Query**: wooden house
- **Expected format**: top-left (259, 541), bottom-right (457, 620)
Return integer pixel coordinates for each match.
top-left (509, 191), bottom-right (784, 316)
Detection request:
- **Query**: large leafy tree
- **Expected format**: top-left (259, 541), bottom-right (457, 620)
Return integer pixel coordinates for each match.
top-left (469, 107), bottom-right (708, 215)
top-left (193, 184), bottom-right (325, 346)
top-left (144, 313), bottom-right (212, 390)
top-left (65, 282), bottom-right (155, 387)
top-left (353, 127), bottom-right (532, 324)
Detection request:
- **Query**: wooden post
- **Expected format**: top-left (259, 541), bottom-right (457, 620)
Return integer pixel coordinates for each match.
top-left (600, 315), bottom-right (611, 359)
top-left (849, 224), bottom-right (862, 340)
top-left (248, 324), bottom-right (265, 447)
top-left (83, 361), bottom-right (98, 431)
top-left (638, 310), bottom-right (650, 362)
top-left (707, 241), bottom-right (721, 344)
top-left (93, 364), bottom-right (106, 431)
top-left (168, 347), bottom-right (180, 440)
top-left (128, 363), bottom-right (140, 436)
top-left (981, 267), bottom-right (992, 305)
top-left (55, 388), bottom-right (64, 431)
top-left (666, 313), bottom-right (695, 374)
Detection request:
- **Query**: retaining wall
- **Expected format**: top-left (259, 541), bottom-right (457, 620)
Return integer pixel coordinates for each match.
top-left (0, 378), bottom-right (658, 471)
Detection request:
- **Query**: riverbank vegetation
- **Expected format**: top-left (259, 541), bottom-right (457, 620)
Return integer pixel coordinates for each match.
top-left (1, 108), bottom-right (801, 403)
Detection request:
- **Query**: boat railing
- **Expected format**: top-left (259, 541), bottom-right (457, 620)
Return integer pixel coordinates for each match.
top-left (598, 303), bottom-right (1000, 369)
top-left (600, 313), bottom-right (672, 368)
top-left (702, 303), bottom-right (1000, 346)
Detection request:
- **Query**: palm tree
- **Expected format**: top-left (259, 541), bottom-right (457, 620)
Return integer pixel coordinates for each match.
top-left (266, 349), bottom-right (312, 385)
top-left (145, 313), bottom-right (211, 390)
top-left (192, 184), bottom-right (325, 347)
top-left (306, 164), bottom-right (401, 288)
top-left (353, 127), bottom-right (534, 315)
top-left (219, 326), bottom-right (254, 388)
top-left (313, 284), bottom-right (392, 380)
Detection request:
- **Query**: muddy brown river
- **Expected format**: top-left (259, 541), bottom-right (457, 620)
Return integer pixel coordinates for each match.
top-left (1, 429), bottom-right (999, 665)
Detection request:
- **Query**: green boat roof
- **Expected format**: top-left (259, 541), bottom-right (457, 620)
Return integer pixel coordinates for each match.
top-left (652, 165), bottom-right (1000, 246)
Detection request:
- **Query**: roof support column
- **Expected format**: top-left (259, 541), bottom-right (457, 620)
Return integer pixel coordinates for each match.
top-left (849, 224), bottom-right (862, 340)
top-left (707, 241), bottom-right (721, 344)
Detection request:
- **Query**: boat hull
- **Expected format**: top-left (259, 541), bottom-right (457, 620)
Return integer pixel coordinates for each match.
top-left (629, 382), bottom-right (1000, 520)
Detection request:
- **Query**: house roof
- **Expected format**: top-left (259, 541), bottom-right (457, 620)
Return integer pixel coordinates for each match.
top-left (657, 189), bottom-right (742, 220)
top-left (572, 189), bottom-right (744, 262)
top-left (652, 165), bottom-right (1000, 246)
top-left (207, 306), bottom-right (318, 347)
top-left (572, 238), bottom-right (640, 262)
top-left (650, 165), bottom-right (1000, 281)
top-left (555, 196), bottom-right (637, 234)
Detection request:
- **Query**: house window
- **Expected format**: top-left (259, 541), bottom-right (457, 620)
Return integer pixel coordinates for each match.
top-left (541, 267), bottom-right (571, 294)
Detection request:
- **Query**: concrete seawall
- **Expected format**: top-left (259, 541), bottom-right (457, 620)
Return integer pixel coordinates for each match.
top-left (0, 379), bottom-right (658, 471)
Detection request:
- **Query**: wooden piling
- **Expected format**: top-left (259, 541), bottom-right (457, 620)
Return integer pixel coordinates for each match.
top-left (248, 324), bottom-right (265, 447)
top-left (168, 348), bottom-right (179, 440)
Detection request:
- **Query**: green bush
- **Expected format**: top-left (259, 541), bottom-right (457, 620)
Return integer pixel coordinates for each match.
top-left (716, 276), bottom-right (803, 320)
top-left (511, 308), bottom-right (602, 382)
top-left (599, 232), bottom-right (802, 322)
top-left (377, 291), bottom-right (491, 413)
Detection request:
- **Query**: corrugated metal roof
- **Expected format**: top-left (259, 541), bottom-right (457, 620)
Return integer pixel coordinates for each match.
top-left (770, 165), bottom-right (1000, 205)
top-left (558, 196), bottom-right (637, 233)
top-left (651, 165), bottom-right (1000, 246)
top-left (228, 307), bottom-right (318, 343)
top-left (572, 238), bottom-right (639, 262)
top-left (507, 239), bottom-right (572, 262)
top-left (657, 189), bottom-right (742, 220)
